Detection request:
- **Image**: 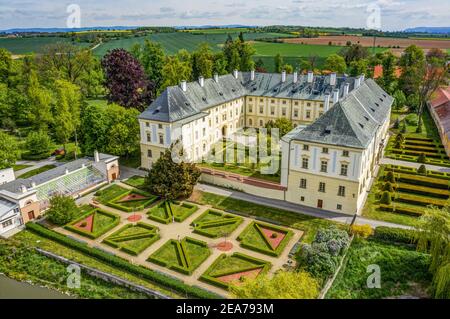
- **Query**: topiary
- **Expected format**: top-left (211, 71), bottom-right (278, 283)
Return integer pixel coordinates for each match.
top-left (417, 153), bottom-right (426, 163)
top-left (400, 120), bottom-right (407, 133)
top-left (385, 171), bottom-right (396, 183)
top-left (380, 191), bottom-right (391, 205)
top-left (383, 182), bottom-right (394, 192)
top-left (393, 118), bottom-right (400, 129)
top-left (417, 164), bottom-right (427, 175)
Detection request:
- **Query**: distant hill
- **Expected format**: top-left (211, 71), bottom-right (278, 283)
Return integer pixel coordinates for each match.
top-left (174, 25), bottom-right (256, 30)
top-left (0, 26), bottom-right (139, 33)
top-left (404, 27), bottom-right (450, 34)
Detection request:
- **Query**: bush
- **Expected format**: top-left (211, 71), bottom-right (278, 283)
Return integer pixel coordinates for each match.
top-left (405, 113), bottom-right (418, 126)
top-left (417, 164), bottom-right (427, 175)
top-left (393, 118), bottom-right (400, 129)
top-left (380, 191), bottom-right (391, 205)
top-left (385, 171), bottom-right (396, 183)
top-left (400, 120), bottom-right (407, 133)
top-left (383, 182), bottom-right (394, 192)
top-left (350, 224), bottom-right (373, 238)
top-left (417, 153), bottom-right (426, 163)
top-left (373, 226), bottom-right (416, 244)
top-left (25, 131), bottom-right (53, 156)
top-left (46, 194), bottom-right (78, 225)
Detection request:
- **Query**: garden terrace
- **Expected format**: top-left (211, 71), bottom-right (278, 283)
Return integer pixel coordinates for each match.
top-left (103, 222), bottom-right (160, 256)
top-left (65, 208), bottom-right (120, 239)
top-left (147, 201), bottom-right (198, 224)
top-left (95, 184), bottom-right (158, 212)
top-left (200, 252), bottom-right (271, 289)
top-left (148, 237), bottom-right (211, 275)
top-left (236, 221), bottom-right (294, 257)
top-left (191, 209), bottom-right (243, 238)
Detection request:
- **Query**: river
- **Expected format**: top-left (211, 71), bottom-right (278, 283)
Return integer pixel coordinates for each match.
top-left (0, 275), bottom-right (73, 299)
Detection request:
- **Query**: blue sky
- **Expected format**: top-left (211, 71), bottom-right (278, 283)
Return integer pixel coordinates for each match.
top-left (0, 0), bottom-right (448, 31)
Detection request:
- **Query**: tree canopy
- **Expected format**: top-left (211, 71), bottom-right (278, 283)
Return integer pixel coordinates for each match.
top-left (46, 194), bottom-right (78, 225)
top-left (0, 131), bottom-right (19, 169)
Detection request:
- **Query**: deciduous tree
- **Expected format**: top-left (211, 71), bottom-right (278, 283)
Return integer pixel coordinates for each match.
top-left (0, 131), bottom-right (19, 169)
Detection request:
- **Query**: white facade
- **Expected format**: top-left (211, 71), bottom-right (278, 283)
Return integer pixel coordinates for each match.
top-left (0, 168), bottom-right (15, 186)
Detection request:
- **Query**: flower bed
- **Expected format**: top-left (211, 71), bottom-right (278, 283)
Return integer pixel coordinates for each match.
top-left (147, 201), bottom-right (198, 224)
top-left (107, 189), bottom-right (158, 212)
top-left (65, 208), bottom-right (120, 239)
top-left (191, 209), bottom-right (243, 238)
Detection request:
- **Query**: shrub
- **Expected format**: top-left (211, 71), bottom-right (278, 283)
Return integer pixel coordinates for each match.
top-left (350, 224), bottom-right (373, 238)
top-left (385, 171), bottom-right (396, 183)
top-left (400, 120), bottom-right (407, 133)
top-left (383, 182), bottom-right (394, 192)
top-left (405, 113), bottom-right (418, 126)
top-left (380, 191), bottom-right (391, 205)
top-left (395, 133), bottom-right (404, 143)
top-left (46, 194), bottom-right (78, 225)
top-left (418, 153), bottom-right (426, 163)
top-left (373, 226), bottom-right (416, 244)
top-left (417, 164), bottom-right (427, 175)
top-left (393, 118), bottom-right (400, 129)
top-left (25, 130), bottom-right (53, 156)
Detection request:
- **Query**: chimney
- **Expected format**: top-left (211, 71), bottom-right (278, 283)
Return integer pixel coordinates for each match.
top-left (199, 76), bottom-right (204, 87)
top-left (233, 69), bottom-right (239, 79)
top-left (330, 72), bottom-right (337, 86)
top-left (94, 150), bottom-right (100, 163)
top-left (65, 168), bottom-right (69, 175)
top-left (354, 77), bottom-right (361, 89)
top-left (324, 94), bottom-right (331, 111)
top-left (281, 70), bottom-right (286, 83)
top-left (250, 69), bottom-right (255, 81)
top-left (180, 80), bottom-right (187, 92)
top-left (293, 71), bottom-right (298, 83)
top-left (307, 71), bottom-right (314, 83)
top-left (214, 73), bottom-right (219, 83)
top-left (332, 89), bottom-right (340, 104)
top-left (343, 83), bottom-right (350, 96)
top-left (20, 185), bottom-right (27, 193)
top-left (31, 181), bottom-right (36, 188)
top-left (360, 74), bottom-right (365, 82)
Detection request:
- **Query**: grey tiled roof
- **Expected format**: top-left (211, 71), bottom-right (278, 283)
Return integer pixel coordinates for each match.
top-left (286, 78), bottom-right (393, 149)
top-left (139, 72), bottom-right (355, 123)
top-left (0, 197), bottom-right (17, 218)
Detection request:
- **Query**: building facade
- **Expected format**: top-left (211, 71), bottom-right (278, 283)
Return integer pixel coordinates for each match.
top-left (139, 71), bottom-right (392, 215)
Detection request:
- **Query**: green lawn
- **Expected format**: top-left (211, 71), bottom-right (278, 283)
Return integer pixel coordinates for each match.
top-left (147, 201), bottom-right (198, 224)
top-left (103, 223), bottom-right (159, 256)
top-left (123, 175), bottom-right (146, 189)
top-left (190, 191), bottom-right (340, 243)
top-left (326, 237), bottom-right (431, 299)
top-left (11, 230), bottom-right (182, 298)
top-left (191, 209), bottom-right (243, 238)
top-left (12, 164), bottom-right (31, 171)
top-left (148, 237), bottom-right (211, 275)
top-left (95, 184), bottom-right (130, 204)
top-left (65, 209), bottom-right (120, 239)
top-left (0, 237), bottom-right (149, 299)
top-left (17, 165), bottom-right (56, 179)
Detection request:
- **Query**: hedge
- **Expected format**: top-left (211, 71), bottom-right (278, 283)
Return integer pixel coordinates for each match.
top-left (373, 226), bottom-right (417, 245)
top-left (26, 222), bottom-right (222, 299)
top-left (107, 189), bottom-right (158, 212)
top-left (395, 182), bottom-right (449, 199)
top-left (173, 202), bottom-right (199, 223)
top-left (395, 193), bottom-right (447, 207)
top-left (395, 173), bottom-right (449, 189)
top-left (65, 209), bottom-right (120, 239)
top-left (192, 209), bottom-right (243, 238)
top-left (378, 204), bottom-right (423, 217)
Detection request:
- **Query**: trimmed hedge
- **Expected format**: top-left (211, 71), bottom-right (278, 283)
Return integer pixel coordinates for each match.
top-left (395, 193), bottom-right (447, 207)
top-left (395, 182), bottom-right (449, 199)
top-left (65, 209), bottom-right (120, 239)
top-left (378, 204), bottom-right (423, 217)
top-left (26, 222), bottom-right (222, 299)
top-left (192, 209), bottom-right (243, 238)
top-left (173, 202), bottom-right (199, 223)
top-left (395, 173), bottom-right (449, 189)
top-left (373, 226), bottom-right (417, 245)
top-left (107, 189), bottom-right (158, 212)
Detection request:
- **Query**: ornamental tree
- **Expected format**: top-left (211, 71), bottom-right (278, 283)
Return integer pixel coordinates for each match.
top-left (101, 49), bottom-right (154, 111)
top-left (46, 194), bottom-right (78, 225)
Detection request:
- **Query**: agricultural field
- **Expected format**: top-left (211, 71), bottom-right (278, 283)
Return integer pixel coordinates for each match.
top-left (103, 222), bottom-right (160, 256)
top-left (148, 237), bottom-right (211, 275)
top-left (65, 208), bottom-right (120, 239)
top-left (147, 201), bottom-right (198, 224)
top-left (362, 164), bottom-right (450, 226)
top-left (191, 209), bottom-right (243, 238)
top-left (327, 237), bottom-right (431, 299)
top-left (200, 252), bottom-right (271, 289)
top-left (0, 36), bottom-right (90, 54)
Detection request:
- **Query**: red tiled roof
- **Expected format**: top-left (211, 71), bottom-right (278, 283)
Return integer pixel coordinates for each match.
top-left (430, 87), bottom-right (450, 109)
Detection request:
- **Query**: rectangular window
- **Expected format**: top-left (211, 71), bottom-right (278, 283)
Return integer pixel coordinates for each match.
top-left (294, 101), bottom-right (299, 106)
top-left (282, 108), bottom-right (286, 116)
top-left (294, 109), bottom-right (299, 117)
top-left (302, 157), bottom-right (309, 169)
top-left (249, 106), bottom-right (253, 113)
top-left (300, 196), bottom-right (305, 202)
top-left (147, 150), bottom-right (152, 158)
top-left (282, 100), bottom-right (286, 105)
top-left (249, 98), bottom-right (253, 102)
top-left (271, 99), bottom-right (275, 104)
top-left (337, 204), bottom-right (342, 210)
top-left (146, 133), bottom-right (151, 142)
top-left (342, 150), bottom-right (349, 157)
top-left (145, 122), bottom-right (149, 127)
top-left (320, 161), bottom-right (328, 173)
top-left (340, 164), bottom-right (348, 176)
top-left (303, 144), bottom-right (309, 151)
top-left (270, 107), bottom-right (275, 115)
top-left (319, 182), bottom-right (326, 193)
top-left (159, 134), bottom-right (164, 145)
top-left (2, 219), bottom-right (13, 228)
top-left (322, 147), bottom-right (328, 154)
top-left (307, 102), bottom-right (311, 107)
top-left (259, 106), bottom-right (264, 114)
top-left (260, 98), bottom-right (263, 103)
top-left (202, 128), bottom-right (206, 137)
top-left (259, 120), bottom-right (264, 126)
top-left (158, 124), bottom-right (163, 129)
top-left (338, 186), bottom-right (346, 197)
top-left (299, 178), bottom-right (307, 189)
top-left (306, 111), bottom-right (311, 119)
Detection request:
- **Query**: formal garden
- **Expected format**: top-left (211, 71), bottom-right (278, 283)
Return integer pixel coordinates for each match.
top-left (191, 209), bottom-right (244, 238)
top-left (94, 184), bottom-right (158, 212)
top-left (147, 201), bottom-right (198, 224)
top-left (148, 237), bottom-right (211, 275)
top-left (65, 208), bottom-right (120, 239)
top-left (362, 164), bottom-right (450, 226)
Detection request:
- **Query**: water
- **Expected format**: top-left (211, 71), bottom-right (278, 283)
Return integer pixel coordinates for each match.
top-left (0, 275), bottom-right (73, 299)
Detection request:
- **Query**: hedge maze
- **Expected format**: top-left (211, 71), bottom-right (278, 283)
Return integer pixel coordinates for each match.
top-left (147, 201), bottom-right (199, 224)
top-left (148, 237), bottom-right (211, 275)
top-left (103, 222), bottom-right (160, 256)
top-left (200, 252), bottom-right (271, 289)
top-left (191, 209), bottom-right (243, 238)
top-left (237, 221), bottom-right (293, 257)
top-left (65, 208), bottom-right (120, 239)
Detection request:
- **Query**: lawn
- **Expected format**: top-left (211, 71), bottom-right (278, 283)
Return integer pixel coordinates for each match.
top-left (95, 184), bottom-right (129, 204)
top-left (103, 223), bottom-right (160, 256)
top-left (191, 209), bottom-right (243, 238)
top-left (12, 230), bottom-right (182, 298)
top-left (95, 184), bottom-right (157, 212)
top-left (0, 237), bottom-right (149, 299)
top-left (189, 190), bottom-right (340, 243)
top-left (123, 175), bottom-right (146, 189)
top-left (12, 164), bottom-right (31, 171)
top-left (147, 201), bottom-right (198, 224)
top-left (237, 221), bottom-right (294, 257)
top-left (17, 164), bottom-right (56, 179)
top-left (326, 237), bottom-right (431, 299)
top-left (148, 237), bottom-right (211, 275)
top-left (200, 253), bottom-right (271, 289)
top-left (65, 208), bottom-right (120, 239)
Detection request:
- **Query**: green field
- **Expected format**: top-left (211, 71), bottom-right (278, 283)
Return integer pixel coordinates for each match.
top-left (0, 37), bottom-right (90, 54)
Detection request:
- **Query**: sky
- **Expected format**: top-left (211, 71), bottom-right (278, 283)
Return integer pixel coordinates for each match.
top-left (0, 0), bottom-right (448, 31)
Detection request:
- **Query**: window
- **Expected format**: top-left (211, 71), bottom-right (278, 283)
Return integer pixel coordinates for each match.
top-left (271, 99), bottom-right (275, 103)
top-left (249, 119), bottom-right (253, 126)
top-left (307, 102), bottom-right (311, 107)
top-left (303, 144), bottom-right (309, 151)
top-left (320, 161), bottom-right (328, 173)
top-left (319, 182), bottom-right (326, 193)
top-left (259, 120), bottom-right (263, 126)
top-left (338, 186), bottom-right (346, 197)
top-left (259, 98), bottom-right (263, 103)
top-left (294, 101), bottom-right (299, 106)
top-left (146, 133), bottom-right (151, 142)
top-left (282, 100), bottom-right (286, 105)
top-left (249, 98), bottom-right (253, 102)
top-left (294, 109), bottom-right (299, 117)
top-left (146, 122), bottom-right (149, 127)
top-left (259, 106), bottom-right (264, 114)
top-left (340, 164), bottom-right (348, 176)
top-left (216, 116), bottom-right (218, 124)
top-left (249, 106), bottom-right (253, 113)
top-left (322, 147), bottom-right (328, 154)
top-left (2, 219), bottom-right (13, 228)
top-left (203, 144), bottom-right (206, 152)
top-left (282, 108), bottom-right (286, 116)
top-left (270, 107), bottom-right (275, 115)
top-left (158, 124), bottom-right (163, 129)
top-left (306, 111), bottom-right (311, 119)
top-left (299, 178), bottom-right (307, 189)
top-left (147, 150), bottom-right (152, 158)
top-left (159, 134), bottom-right (164, 145)
top-left (300, 196), bottom-right (305, 202)
top-left (202, 128), bottom-right (206, 137)
top-left (337, 204), bottom-right (342, 210)
top-left (342, 150), bottom-right (349, 157)
top-left (319, 103), bottom-right (323, 108)
top-left (302, 157), bottom-right (309, 169)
